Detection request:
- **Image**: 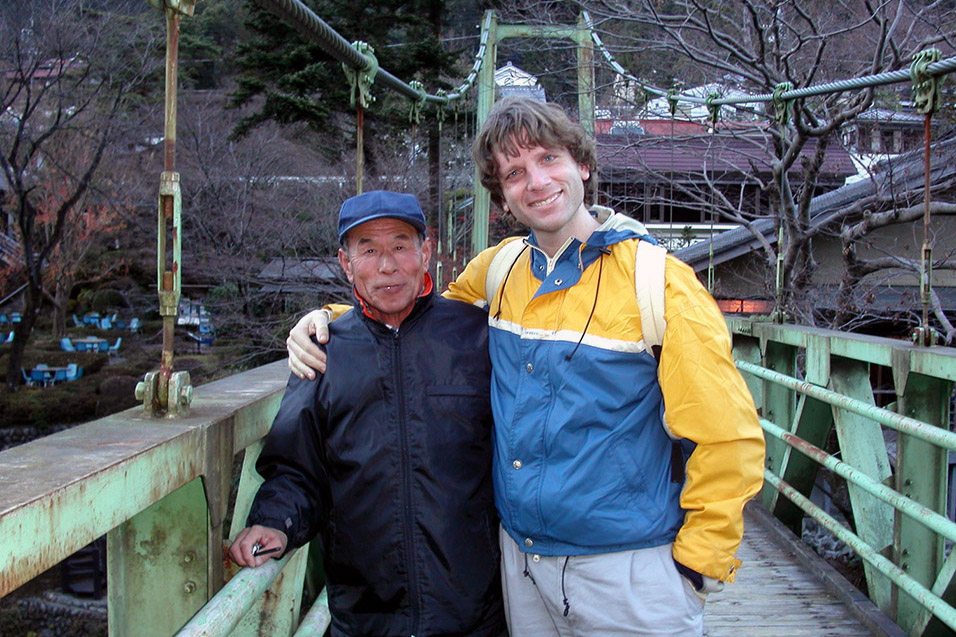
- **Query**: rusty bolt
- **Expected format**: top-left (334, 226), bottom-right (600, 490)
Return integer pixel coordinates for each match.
top-left (184, 580), bottom-right (196, 594)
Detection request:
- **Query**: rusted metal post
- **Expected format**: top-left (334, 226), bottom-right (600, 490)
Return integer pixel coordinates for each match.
top-left (356, 106), bottom-right (364, 195)
top-left (910, 48), bottom-right (941, 347)
top-left (918, 113), bottom-right (934, 343)
top-left (137, 0), bottom-right (196, 417)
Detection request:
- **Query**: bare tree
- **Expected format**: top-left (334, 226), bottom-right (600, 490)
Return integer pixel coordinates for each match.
top-left (0, 0), bottom-right (160, 387)
top-left (174, 93), bottom-right (347, 367)
top-left (510, 0), bottom-right (956, 323)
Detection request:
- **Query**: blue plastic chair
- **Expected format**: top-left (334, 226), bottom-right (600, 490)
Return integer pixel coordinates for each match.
top-left (113, 319), bottom-right (127, 329)
top-left (21, 368), bottom-right (30, 386)
top-left (74, 340), bottom-right (90, 352)
top-left (31, 368), bottom-right (49, 385)
top-left (4, 331), bottom-right (13, 343)
top-left (108, 337), bottom-right (122, 355)
top-left (83, 313), bottom-right (99, 325)
top-left (0, 314), bottom-right (8, 324)
top-left (60, 337), bottom-right (76, 352)
top-left (72, 314), bottom-right (84, 327)
top-left (10, 312), bottom-right (21, 323)
top-left (97, 340), bottom-right (109, 353)
top-left (99, 317), bottom-right (112, 330)
top-left (53, 369), bottom-right (67, 384)
top-left (66, 363), bottom-right (83, 381)
top-left (129, 318), bottom-right (141, 333)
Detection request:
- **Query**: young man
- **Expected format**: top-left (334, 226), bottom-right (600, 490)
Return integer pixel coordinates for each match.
top-left (231, 190), bottom-right (505, 637)
top-left (288, 98), bottom-right (765, 635)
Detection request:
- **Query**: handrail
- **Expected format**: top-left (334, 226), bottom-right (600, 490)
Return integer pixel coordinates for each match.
top-left (177, 550), bottom-right (296, 636)
top-left (737, 359), bottom-right (956, 450)
top-left (0, 360), bottom-right (289, 631)
top-left (764, 472), bottom-right (956, 631)
top-left (729, 318), bottom-right (956, 635)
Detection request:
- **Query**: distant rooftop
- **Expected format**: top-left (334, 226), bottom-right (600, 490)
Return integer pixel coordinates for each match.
top-left (495, 62), bottom-right (546, 102)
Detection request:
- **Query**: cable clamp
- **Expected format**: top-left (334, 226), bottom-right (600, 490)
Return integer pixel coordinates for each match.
top-left (706, 92), bottom-right (721, 126)
top-left (435, 89), bottom-right (448, 126)
top-left (409, 81), bottom-right (427, 124)
top-left (342, 41), bottom-right (378, 109)
top-left (772, 82), bottom-right (793, 125)
top-left (910, 49), bottom-right (941, 115)
top-left (147, 0), bottom-right (199, 14)
top-left (666, 89), bottom-right (679, 118)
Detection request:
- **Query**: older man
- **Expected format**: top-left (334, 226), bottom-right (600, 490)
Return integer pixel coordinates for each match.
top-left (229, 190), bottom-right (505, 637)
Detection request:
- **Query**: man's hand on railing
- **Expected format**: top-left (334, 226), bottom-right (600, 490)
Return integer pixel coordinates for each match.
top-left (287, 309), bottom-right (332, 379)
top-left (228, 525), bottom-right (289, 568)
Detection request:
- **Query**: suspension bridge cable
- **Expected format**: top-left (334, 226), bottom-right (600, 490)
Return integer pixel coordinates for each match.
top-left (582, 11), bottom-right (956, 111)
top-left (252, 0), bottom-right (489, 106)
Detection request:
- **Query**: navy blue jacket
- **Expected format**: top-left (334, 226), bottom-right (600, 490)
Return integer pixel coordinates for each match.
top-left (249, 293), bottom-right (504, 637)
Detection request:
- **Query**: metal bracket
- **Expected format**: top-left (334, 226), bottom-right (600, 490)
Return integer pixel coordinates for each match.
top-left (435, 90), bottom-right (447, 130)
top-left (409, 81), bottom-right (427, 124)
top-left (157, 171), bottom-right (182, 319)
top-left (910, 325), bottom-right (939, 347)
top-left (342, 41), bottom-right (378, 109)
top-left (706, 92), bottom-right (721, 127)
top-left (772, 82), bottom-right (793, 126)
top-left (666, 89), bottom-right (679, 118)
top-left (911, 49), bottom-right (942, 115)
top-left (146, 0), bottom-right (200, 15)
top-left (136, 370), bottom-right (193, 417)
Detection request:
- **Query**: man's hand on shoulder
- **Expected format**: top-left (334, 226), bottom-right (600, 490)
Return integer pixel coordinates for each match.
top-left (228, 525), bottom-right (289, 568)
top-left (287, 309), bottom-right (332, 379)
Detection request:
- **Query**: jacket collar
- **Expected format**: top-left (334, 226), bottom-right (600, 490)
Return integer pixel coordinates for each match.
top-left (353, 271), bottom-right (435, 330)
top-left (525, 206), bottom-right (659, 283)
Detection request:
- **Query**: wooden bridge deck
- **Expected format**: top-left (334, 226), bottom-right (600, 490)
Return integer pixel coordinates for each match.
top-left (704, 505), bottom-right (904, 637)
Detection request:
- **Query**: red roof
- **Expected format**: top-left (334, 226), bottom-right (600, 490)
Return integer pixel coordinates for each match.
top-left (597, 133), bottom-right (856, 183)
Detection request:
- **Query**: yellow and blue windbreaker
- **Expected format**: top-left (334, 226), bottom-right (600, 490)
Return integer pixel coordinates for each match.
top-left (445, 210), bottom-right (765, 583)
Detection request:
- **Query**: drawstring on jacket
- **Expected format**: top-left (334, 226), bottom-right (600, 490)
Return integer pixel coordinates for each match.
top-left (561, 556), bottom-right (571, 616)
top-left (492, 243), bottom-right (528, 320)
top-left (523, 553), bottom-right (571, 616)
top-left (522, 553), bottom-right (536, 585)
top-left (565, 247), bottom-right (608, 361)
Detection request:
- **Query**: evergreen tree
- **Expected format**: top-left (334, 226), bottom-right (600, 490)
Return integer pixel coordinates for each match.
top-left (230, 0), bottom-right (460, 142)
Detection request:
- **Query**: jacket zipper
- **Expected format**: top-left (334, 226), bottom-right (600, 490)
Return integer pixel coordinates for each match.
top-left (392, 329), bottom-right (421, 635)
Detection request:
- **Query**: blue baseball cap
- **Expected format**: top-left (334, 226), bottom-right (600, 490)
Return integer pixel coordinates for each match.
top-left (338, 190), bottom-right (427, 244)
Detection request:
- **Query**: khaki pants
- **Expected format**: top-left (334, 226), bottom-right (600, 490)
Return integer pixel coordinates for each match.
top-left (499, 527), bottom-right (705, 636)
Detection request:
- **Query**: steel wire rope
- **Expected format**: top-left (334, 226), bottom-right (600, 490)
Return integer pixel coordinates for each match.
top-left (582, 11), bottom-right (956, 113)
top-left (252, 0), bottom-right (491, 106)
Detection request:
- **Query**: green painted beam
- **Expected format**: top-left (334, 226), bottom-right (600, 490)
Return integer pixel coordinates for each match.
top-left (0, 360), bottom-right (287, 597)
top-left (760, 339), bottom-right (797, 519)
top-left (108, 478), bottom-right (210, 635)
top-left (828, 356), bottom-right (894, 614)
top-left (894, 372), bottom-right (953, 635)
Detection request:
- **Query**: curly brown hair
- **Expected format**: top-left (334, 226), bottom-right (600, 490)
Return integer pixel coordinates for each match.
top-left (472, 97), bottom-right (597, 216)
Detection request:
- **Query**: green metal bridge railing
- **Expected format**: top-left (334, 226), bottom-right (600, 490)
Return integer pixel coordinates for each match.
top-left (729, 318), bottom-right (956, 635)
top-left (3, 324), bottom-right (956, 634)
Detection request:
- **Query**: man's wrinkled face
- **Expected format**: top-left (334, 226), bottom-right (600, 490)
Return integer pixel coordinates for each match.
top-left (339, 218), bottom-right (431, 327)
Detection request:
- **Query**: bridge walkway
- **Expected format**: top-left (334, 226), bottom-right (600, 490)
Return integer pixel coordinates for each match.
top-left (704, 506), bottom-right (903, 637)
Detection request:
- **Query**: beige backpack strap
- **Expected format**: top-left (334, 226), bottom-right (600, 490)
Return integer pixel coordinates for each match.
top-left (634, 240), bottom-right (667, 352)
top-left (484, 238), bottom-right (527, 311)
